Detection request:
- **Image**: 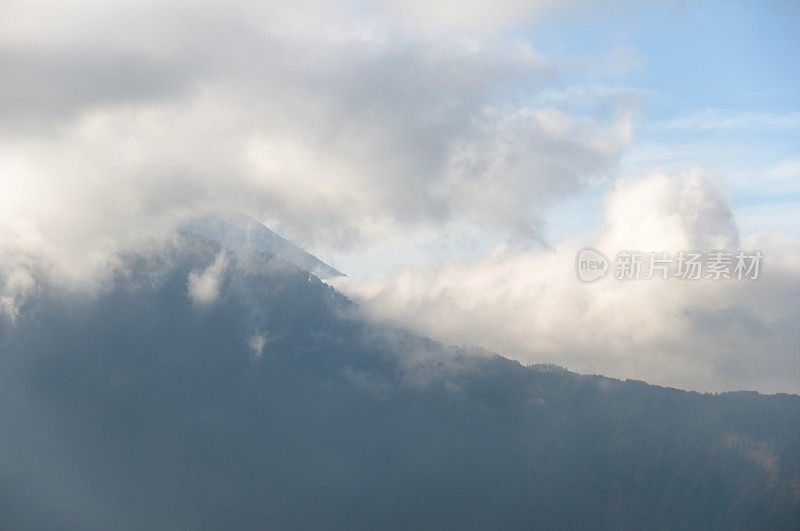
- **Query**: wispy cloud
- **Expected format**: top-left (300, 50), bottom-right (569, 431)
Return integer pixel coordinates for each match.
top-left (656, 109), bottom-right (800, 131)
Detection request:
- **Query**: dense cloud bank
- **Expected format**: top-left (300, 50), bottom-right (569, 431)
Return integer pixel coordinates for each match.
top-left (336, 173), bottom-right (800, 393)
top-left (0, 0), bottom-right (629, 281)
top-left (1, 0), bottom-right (797, 392)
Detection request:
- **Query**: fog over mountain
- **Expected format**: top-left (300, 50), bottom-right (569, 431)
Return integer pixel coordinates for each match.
top-left (1, 231), bottom-right (797, 529)
top-left (1, 1), bottom-right (798, 528)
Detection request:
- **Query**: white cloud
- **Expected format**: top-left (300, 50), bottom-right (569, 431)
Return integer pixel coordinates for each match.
top-left (248, 333), bottom-right (268, 358)
top-left (0, 0), bottom-right (634, 289)
top-left (335, 172), bottom-right (800, 394)
top-left (187, 252), bottom-right (229, 306)
top-left (0, 265), bottom-right (36, 323)
top-left (601, 169), bottom-right (738, 251)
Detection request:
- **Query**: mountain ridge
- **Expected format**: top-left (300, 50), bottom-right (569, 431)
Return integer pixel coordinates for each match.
top-left (0, 234), bottom-right (797, 529)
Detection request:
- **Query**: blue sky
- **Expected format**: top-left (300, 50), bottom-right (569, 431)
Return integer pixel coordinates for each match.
top-left (530, 1), bottom-right (799, 113)
top-left (531, 0), bottom-right (800, 242)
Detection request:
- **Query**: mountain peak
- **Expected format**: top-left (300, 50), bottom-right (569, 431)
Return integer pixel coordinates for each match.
top-left (182, 212), bottom-right (344, 279)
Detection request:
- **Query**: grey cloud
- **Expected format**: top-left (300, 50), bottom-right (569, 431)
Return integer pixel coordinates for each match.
top-left (0, 0), bottom-right (635, 291)
top-left (0, 47), bottom-right (198, 131)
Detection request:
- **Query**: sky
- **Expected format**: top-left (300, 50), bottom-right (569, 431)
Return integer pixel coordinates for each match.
top-left (0, 0), bottom-right (798, 393)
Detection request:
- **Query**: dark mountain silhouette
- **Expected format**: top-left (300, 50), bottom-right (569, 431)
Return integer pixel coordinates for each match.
top-left (0, 234), bottom-right (797, 530)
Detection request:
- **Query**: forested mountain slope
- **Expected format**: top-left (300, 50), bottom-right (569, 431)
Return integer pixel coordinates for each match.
top-left (1, 236), bottom-right (797, 529)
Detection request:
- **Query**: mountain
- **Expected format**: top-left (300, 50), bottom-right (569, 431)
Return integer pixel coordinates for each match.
top-left (0, 234), bottom-right (798, 530)
top-left (183, 212), bottom-right (343, 278)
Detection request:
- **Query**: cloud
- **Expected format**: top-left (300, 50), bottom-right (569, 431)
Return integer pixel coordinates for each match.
top-left (442, 107), bottom-right (631, 238)
top-left (0, 265), bottom-right (36, 323)
top-left (580, 46), bottom-right (645, 80)
top-left (601, 169), bottom-right (739, 251)
top-left (187, 252), bottom-right (229, 306)
top-left (735, 202), bottom-right (800, 238)
top-left (334, 172), bottom-right (800, 393)
top-left (248, 333), bottom-right (268, 358)
top-left (656, 109), bottom-right (800, 132)
top-left (4, 0), bottom-right (793, 394)
top-left (379, 0), bottom-right (598, 35)
top-left (0, 0), bottom-right (635, 291)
